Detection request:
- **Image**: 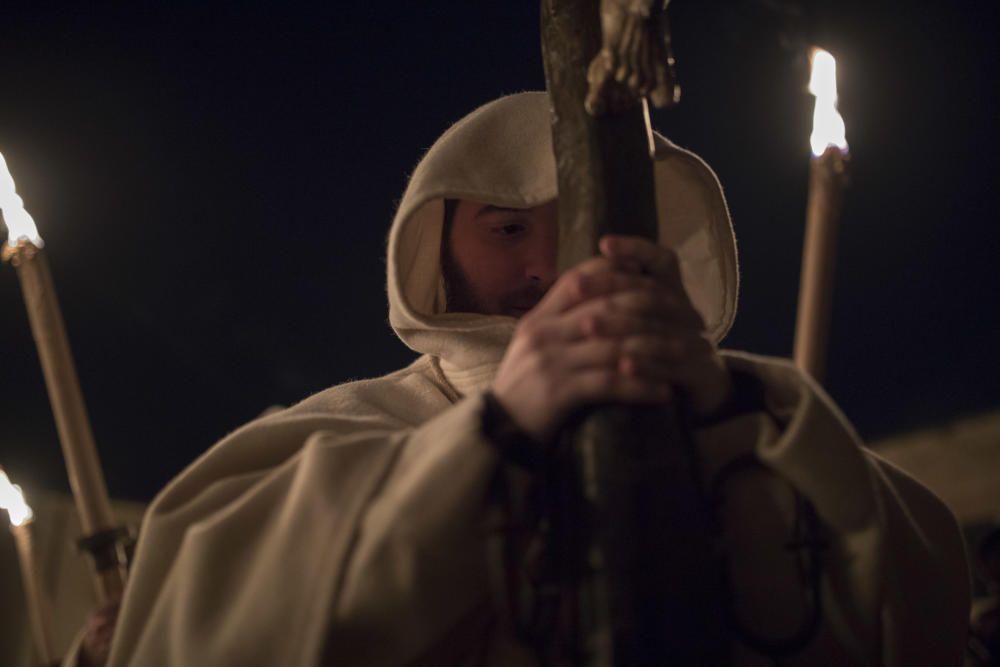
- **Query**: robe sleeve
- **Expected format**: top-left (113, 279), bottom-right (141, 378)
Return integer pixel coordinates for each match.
top-left (106, 394), bottom-right (502, 667)
top-left (695, 351), bottom-right (970, 666)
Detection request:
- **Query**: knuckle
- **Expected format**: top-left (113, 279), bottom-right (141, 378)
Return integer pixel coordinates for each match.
top-left (515, 318), bottom-right (534, 336)
top-left (526, 350), bottom-right (548, 374)
top-left (519, 335), bottom-right (541, 356)
top-left (519, 324), bottom-right (545, 350)
top-left (536, 350), bottom-right (558, 374)
top-left (625, 292), bottom-right (654, 315)
top-left (567, 272), bottom-right (592, 300)
top-left (579, 314), bottom-right (599, 336)
top-left (537, 369), bottom-right (558, 396)
top-left (596, 297), bottom-right (618, 317)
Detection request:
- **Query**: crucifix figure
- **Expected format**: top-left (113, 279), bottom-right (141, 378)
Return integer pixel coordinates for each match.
top-left (585, 0), bottom-right (681, 115)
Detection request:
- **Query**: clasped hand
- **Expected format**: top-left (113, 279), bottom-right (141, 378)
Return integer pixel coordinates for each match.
top-left (493, 235), bottom-right (733, 443)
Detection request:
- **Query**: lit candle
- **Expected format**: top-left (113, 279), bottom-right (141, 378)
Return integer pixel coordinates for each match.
top-left (794, 48), bottom-right (849, 383)
top-left (0, 469), bottom-right (57, 666)
top-left (0, 152), bottom-right (123, 601)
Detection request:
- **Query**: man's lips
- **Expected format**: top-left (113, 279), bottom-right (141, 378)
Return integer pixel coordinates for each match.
top-left (506, 292), bottom-right (544, 315)
top-left (508, 304), bottom-right (535, 317)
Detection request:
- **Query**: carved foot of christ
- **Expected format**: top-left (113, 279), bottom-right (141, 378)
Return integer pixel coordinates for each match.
top-left (585, 0), bottom-right (680, 115)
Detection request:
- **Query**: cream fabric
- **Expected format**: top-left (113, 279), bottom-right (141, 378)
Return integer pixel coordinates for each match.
top-left (96, 92), bottom-right (968, 667)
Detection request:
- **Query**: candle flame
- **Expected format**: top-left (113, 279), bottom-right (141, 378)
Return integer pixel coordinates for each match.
top-left (0, 152), bottom-right (44, 248)
top-left (808, 48), bottom-right (848, 157)
top-left (0, 469), bottom-right (34, 526)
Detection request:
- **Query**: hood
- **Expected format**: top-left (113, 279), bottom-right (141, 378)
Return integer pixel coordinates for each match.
top-left (387, 91), bottom-right (738, 391)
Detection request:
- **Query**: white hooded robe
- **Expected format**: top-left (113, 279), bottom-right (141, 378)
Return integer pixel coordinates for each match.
top-left (98, 92), bottom-right (969, 667)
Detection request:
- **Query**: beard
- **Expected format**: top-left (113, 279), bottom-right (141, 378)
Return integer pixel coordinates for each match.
top-left (441, 249), bottom-right (546, 317)
top-left (441, 256), bottom-right (487, 314)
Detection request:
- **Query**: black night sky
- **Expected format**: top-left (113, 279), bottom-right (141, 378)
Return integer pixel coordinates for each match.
top-left (1, 2), bottom-right (997, 502)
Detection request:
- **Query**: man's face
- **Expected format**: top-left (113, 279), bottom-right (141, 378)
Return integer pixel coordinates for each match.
top-left (442, 198), bottom-right (558, 318)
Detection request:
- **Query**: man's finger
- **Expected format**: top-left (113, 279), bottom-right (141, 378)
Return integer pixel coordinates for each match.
top-left (617, 334), bottom-right (715, 382)
top-left (599, 234), bottom-right (683, 284)
top-left (562, 288), bottom-right (705, 334)
top-left (529, 259), bottom-right (658, 318)
top-left (528, 256), bottom-right (608, 317)
top-left (604, 289), bottom-right (705, 331)
top-left (556, 367), bottom-right (673, 409)
top-left (553, 337), bottom-right (625, 373)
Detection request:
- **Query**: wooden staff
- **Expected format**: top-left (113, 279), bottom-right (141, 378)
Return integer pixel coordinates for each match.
top-left (541, 1), bottom-right (726, 664)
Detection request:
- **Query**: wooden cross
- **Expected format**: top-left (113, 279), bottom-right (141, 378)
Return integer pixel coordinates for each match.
top-left (541, 1), bottom-right (728, 663)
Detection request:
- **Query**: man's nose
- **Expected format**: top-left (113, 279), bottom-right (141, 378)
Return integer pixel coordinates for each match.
top-left (525, 235), bottom-right (558, 288)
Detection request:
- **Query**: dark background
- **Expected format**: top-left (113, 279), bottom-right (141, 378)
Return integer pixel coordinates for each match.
top-left (1, 1), bottom-right (996, 502)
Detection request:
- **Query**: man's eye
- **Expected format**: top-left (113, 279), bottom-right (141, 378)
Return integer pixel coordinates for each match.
top-left (493, 223), bottom-right (526, 237)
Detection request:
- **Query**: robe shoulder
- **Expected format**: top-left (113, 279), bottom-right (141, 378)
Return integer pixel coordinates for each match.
top-left (149, 354), bottom-right (451, 517)
top-left (286, 355), bottom-right (451, 422)
top-left (108, 354), bottom-right (488, 667)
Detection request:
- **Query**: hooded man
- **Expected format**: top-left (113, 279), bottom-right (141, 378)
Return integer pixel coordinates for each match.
top-left (79, 92), bottom-right (968, 667)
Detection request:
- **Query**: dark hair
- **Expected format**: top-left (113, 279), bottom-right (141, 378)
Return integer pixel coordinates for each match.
top-left (442, 198), bottom-right (458, 239)
top-left (440, 198), bottom-right (462, 312)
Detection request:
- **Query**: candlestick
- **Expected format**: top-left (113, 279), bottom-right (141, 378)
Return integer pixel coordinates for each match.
top-left (1, 471), bottom-right (57, 666)
top-left (794, 148), bottom-right (848, 381)
top-left (794, 48), bottom-right (849, 383)
top-left (0, 153), bottom-right (125, 602)
top-left (3, 242), bottom-right (115, 535)
top-left (13, 522), bottom-right (58, 666)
